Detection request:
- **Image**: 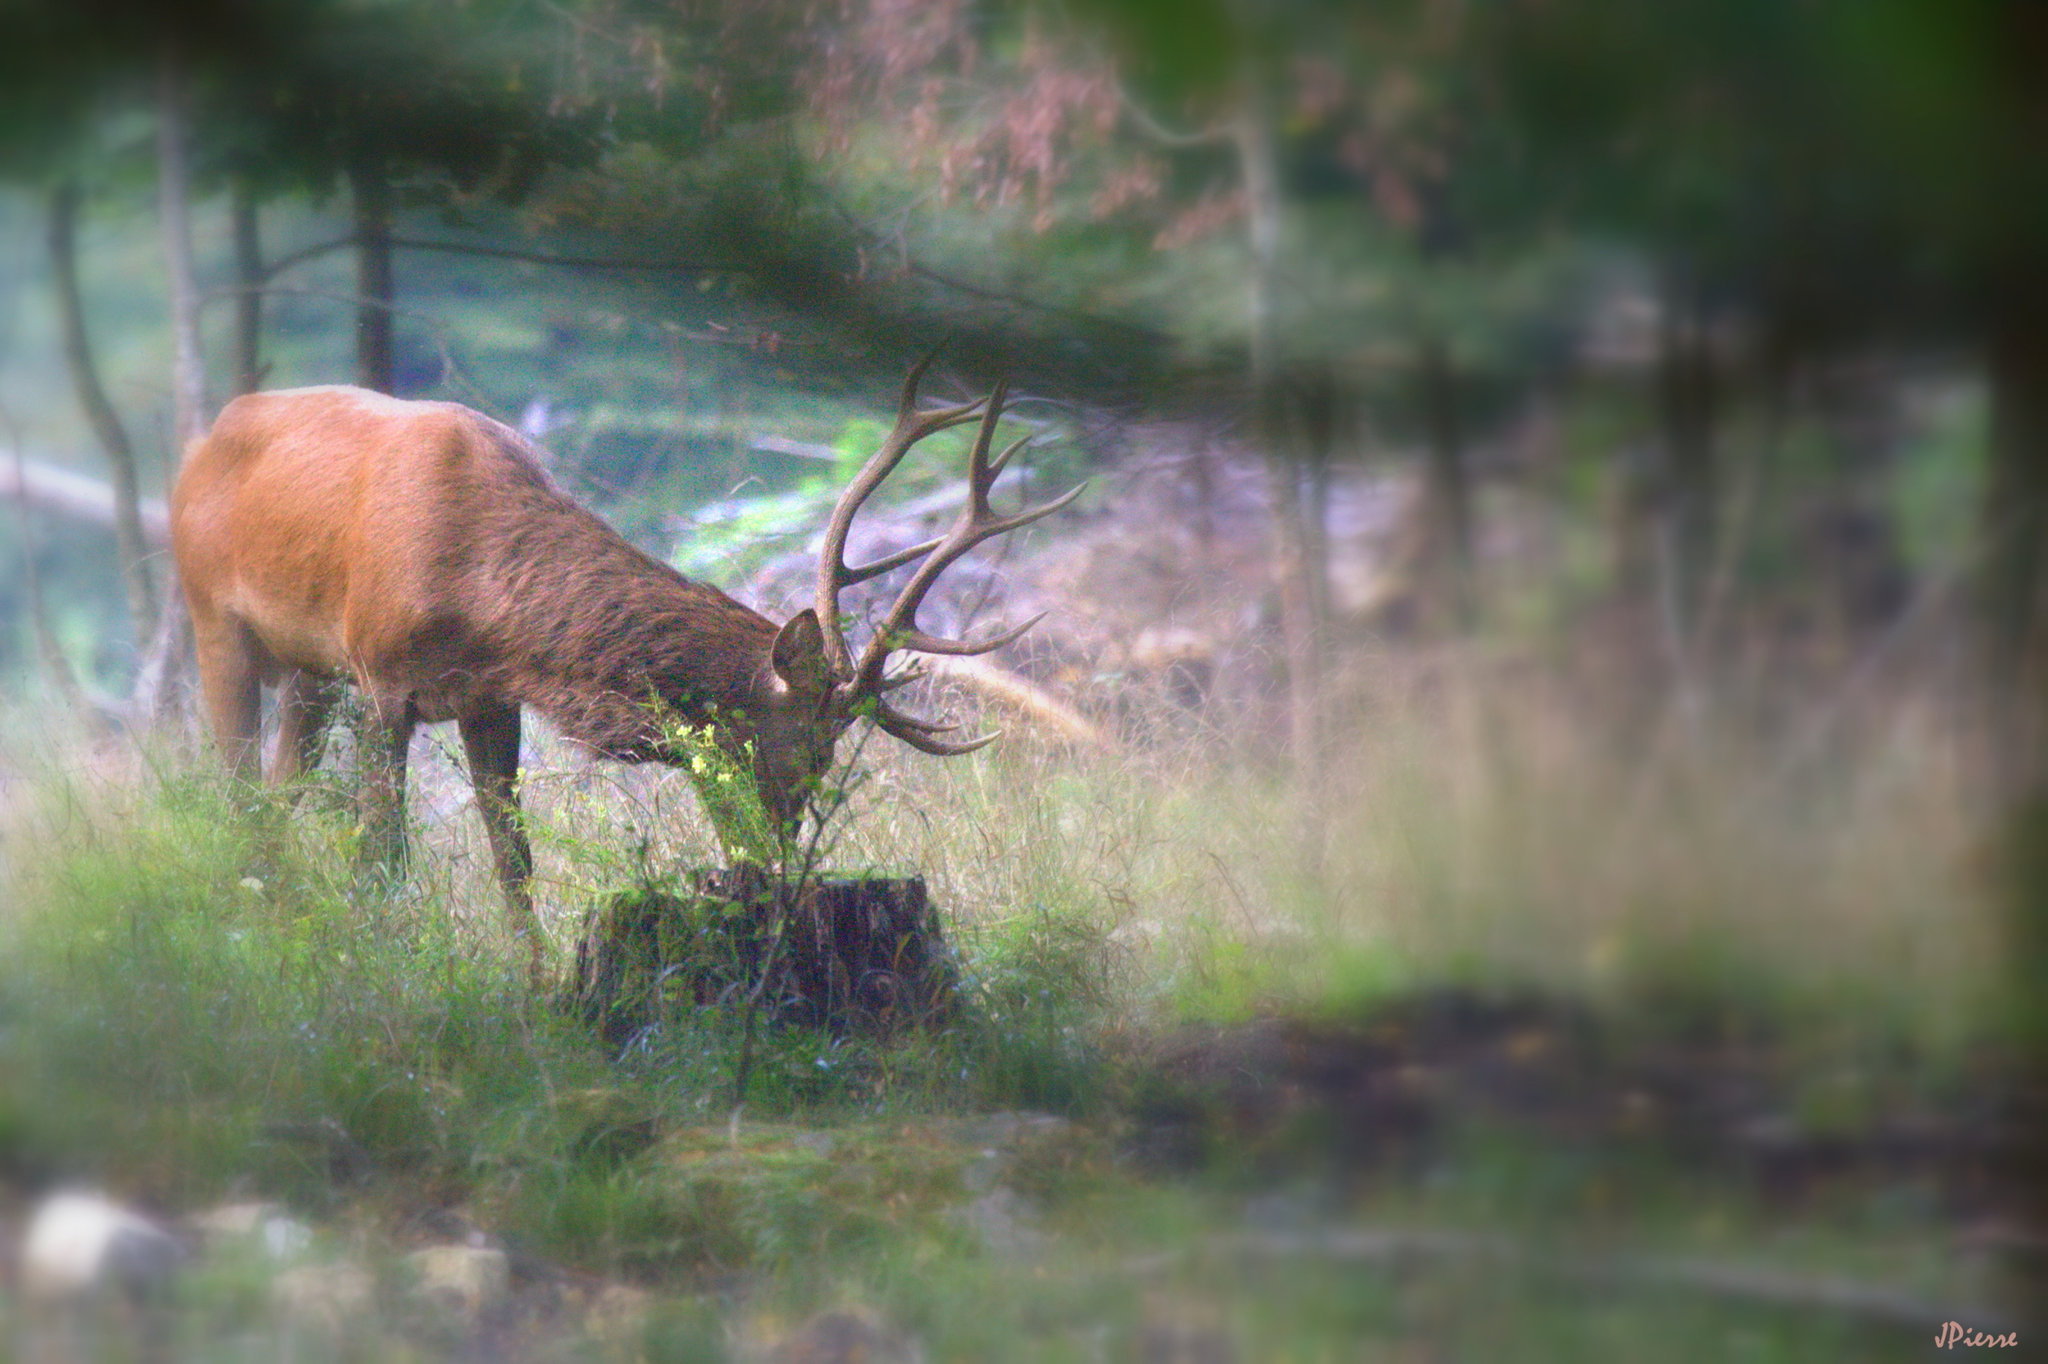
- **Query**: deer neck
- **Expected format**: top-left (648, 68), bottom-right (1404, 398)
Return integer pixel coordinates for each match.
top-left (489, 531), bottom-right (778, 761)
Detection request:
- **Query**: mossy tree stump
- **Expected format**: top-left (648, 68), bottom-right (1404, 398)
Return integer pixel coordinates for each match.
top-left (570, 869), bottom-right (955, 1050)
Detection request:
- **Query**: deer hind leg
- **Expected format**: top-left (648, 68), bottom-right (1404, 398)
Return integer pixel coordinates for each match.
top-left (457, 700), bottom-right (543, 982)
top-left (357, 691), bottom-right (417, 889)
top-left (190, 607), bottom-right (263, 783)
top-left (270, 670), bottom-right (342, 788)
top-left (192, 607), bottom-right (298, 890)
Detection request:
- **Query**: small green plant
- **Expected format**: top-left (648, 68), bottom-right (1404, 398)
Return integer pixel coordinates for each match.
top-left (662, 714), bottom-right (784, 868)
top-left (636, 701), bottom-right (885, 1110)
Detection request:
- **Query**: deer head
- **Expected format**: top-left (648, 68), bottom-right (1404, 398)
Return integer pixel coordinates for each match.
top-left (745, 353), bottom-right (1084, 832)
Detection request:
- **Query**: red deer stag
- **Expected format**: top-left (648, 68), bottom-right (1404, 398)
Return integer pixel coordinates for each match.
top-left (171, 357), bottom-right (1078, 977)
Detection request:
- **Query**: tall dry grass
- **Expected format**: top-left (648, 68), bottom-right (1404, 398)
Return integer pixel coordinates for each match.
top-left (0, 639), bottom-right (2001, 1157)
top-left (759, 646), bottom-right (1999, 1054)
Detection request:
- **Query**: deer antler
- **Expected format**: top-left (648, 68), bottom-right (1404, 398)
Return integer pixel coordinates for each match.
top-left (814, 350), bottom-right (984, 678)
top-left (815, 356), bottom-right (1084, 752)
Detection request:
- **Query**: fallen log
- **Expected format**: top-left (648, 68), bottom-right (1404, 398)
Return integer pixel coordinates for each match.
top-left (0, 456), bottom-right (169, 542)
top-left (922, 653), bottom-right (1107, 748)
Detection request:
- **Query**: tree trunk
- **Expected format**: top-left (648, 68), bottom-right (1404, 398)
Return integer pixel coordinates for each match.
top-left (230, 176), bottom-right (264, 396)
top-left (48, 180), bottom-right (156, 648)
top-left (142, 42), bottom-right (204, 718)
top-left (1656, 271), bottom-right (1718, 651)
top-left (158, 45), bottom-right (206, 446)
top-left (1419, 336), bottom-right (1474, 629)
top-left (1296, 364), bottom-right (1338, 655)
top-left (1981, 295), bottom-right (2048, 802)
top-left (348, 158), bottom-right (396, 394)
top-left (1981, 267), bottom-right (2048, 1320)
top-left (1235, 79), bottom-right (1325, 816)
top-left (6, 442), bottom-right (86, 715)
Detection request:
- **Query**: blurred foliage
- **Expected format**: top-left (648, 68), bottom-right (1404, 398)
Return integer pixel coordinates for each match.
top-left (0, 0), bottom-right (2027, 547)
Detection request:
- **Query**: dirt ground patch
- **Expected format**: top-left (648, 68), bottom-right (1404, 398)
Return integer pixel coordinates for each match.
top-left (1129, 988), bottom-right (2020, 1220)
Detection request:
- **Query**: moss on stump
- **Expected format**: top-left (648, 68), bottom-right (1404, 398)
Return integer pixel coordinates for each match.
top-left (570, 869), bottom-right (955, 1049)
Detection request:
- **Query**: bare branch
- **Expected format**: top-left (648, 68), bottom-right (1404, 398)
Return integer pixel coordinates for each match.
top-left (256, 232), bottom-right (748, 285)
top-left (1118, 86), bottom-right (1232, 148)
top-left (256, 235), bottom-right (353, 282)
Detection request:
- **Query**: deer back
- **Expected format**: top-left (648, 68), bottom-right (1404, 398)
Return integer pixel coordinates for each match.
top-left (172, 385), bottom-right (816, 757)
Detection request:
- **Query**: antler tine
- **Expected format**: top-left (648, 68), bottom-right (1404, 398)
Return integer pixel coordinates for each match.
top-left (834, 533), bottom-right (945, 588)
top-left (873, 698), bottom-right (959, 734)
top-left (878, 661), bottom-right (929, 693)
top-left (842, 376), bottom-right (1087, 704)
top-left (986, 430), bottom-right (1034, 479)
top-left (981, 480), bottom-right (1088, 539)
top-left (815, 350), bottom-right (986, 676)
top-left (887, 611), bottom-right (1047, 660)
top-left (877, 704), bottom-right (1002, 757)
top-left (964, 377), bottom-right (1010, 517)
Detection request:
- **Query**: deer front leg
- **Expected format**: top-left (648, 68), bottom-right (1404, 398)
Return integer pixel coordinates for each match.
top-left (458, 700), bottom-right (543, 983)
top-left (357, 692), bottom-right (416, 890)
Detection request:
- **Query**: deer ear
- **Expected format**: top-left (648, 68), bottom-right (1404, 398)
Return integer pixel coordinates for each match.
top-left (771, 609), bottom-right (831, 691)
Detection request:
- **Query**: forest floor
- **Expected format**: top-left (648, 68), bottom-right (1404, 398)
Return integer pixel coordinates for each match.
top-left (0, 437), bottom-right (2028, 1360)
top-left (0, 876), bottom-right (2023, 1360)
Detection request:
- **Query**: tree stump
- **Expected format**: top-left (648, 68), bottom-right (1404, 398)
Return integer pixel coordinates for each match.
top-left (569, 869), bottom-right (955, 1050)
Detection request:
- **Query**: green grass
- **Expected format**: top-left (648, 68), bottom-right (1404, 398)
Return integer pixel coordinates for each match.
top-left (0, 660), bottom-right (2014, 1359)
top-left (1, 767), bottom-right (589, 1205)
